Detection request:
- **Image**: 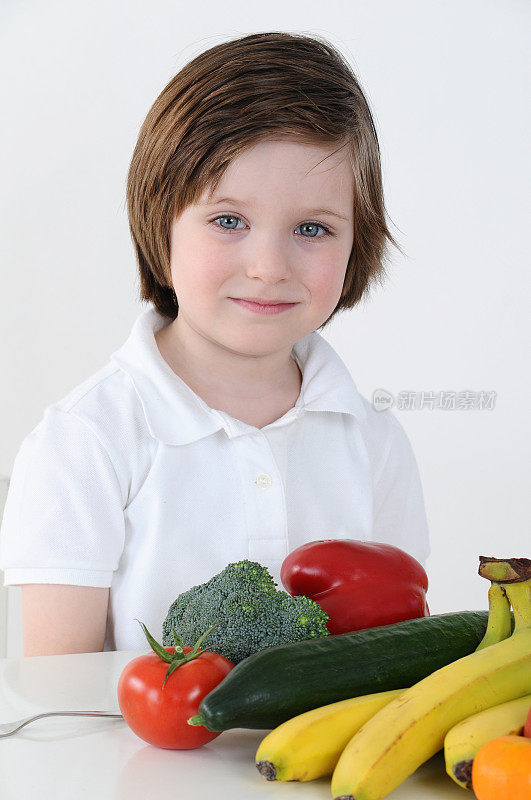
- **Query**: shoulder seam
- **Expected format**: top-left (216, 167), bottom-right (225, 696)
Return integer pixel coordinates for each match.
top-left (54, 405), bottom-right (127, 508)
top-left (61, 364), bottom-right (123, 413)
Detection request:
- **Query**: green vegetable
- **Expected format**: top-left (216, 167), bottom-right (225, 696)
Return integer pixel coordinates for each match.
top-left (188, 610), bottom-right (492, 731)
top-left (162, 560), bottom-right (330, 664)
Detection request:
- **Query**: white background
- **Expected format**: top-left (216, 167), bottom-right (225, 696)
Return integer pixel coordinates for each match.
top-left (1, 1), bottom-right (529, 656)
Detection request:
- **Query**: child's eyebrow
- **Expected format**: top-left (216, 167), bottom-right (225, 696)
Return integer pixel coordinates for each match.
top-left (203, 195), bottom-right (350, 222)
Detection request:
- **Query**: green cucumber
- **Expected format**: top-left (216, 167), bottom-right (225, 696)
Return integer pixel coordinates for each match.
top-left (193, 611), bottom-right (491, 731)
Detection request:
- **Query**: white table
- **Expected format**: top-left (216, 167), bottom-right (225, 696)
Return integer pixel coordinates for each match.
top-left (0, 649), bottom-right (465, 799)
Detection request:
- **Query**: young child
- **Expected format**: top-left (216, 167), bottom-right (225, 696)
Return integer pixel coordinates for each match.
top-left (0, 32), bottom-right (430, 656)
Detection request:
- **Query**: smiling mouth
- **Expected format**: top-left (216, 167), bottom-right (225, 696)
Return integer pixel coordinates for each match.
top-left (229, 298), bottom-right (298, 314)
top-left (231, 297), bottom-right (299, 305)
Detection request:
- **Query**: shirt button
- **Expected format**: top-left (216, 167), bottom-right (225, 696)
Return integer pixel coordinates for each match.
top-left (255, 473), bottom-right (273, 489)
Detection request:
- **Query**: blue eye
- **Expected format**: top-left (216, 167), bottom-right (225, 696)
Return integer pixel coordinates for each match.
top-left (212, 215), bottom-right (245, 231)
top-left (210, 215), bottom-right (332, 240)
top-left (296, 222), bottom-right (332, 239)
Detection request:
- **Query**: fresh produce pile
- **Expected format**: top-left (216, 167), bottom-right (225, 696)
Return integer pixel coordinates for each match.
top-left (117, 541), bottom-right (531, 799)
top-left (188, 610), bottom-right (490, 731)
top-left (161, 558), bottom-right (330, 664)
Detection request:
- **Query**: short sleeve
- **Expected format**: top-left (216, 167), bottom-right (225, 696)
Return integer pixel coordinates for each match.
top-left (371, 413), bottom-right (430, 567)
top-left (0, 405), bottom-right (126, 588)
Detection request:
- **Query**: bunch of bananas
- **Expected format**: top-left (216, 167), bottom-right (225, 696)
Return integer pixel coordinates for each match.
top-left (255, 556), bottom-right (531, 799)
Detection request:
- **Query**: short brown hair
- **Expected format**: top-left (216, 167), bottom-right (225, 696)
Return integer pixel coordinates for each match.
top-left (126, 31), bottom-right (403, 329)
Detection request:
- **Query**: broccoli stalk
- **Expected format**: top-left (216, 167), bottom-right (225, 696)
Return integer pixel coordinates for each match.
top-left (162, 560), bottom-right (330, 664)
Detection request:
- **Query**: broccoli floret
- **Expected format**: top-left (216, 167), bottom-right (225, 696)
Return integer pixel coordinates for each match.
top-left (162, 559), bottom-right (330, 664)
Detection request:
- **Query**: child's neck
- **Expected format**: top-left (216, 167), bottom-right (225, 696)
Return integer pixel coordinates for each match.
top-left (155, 316), bottom-right (302, 426)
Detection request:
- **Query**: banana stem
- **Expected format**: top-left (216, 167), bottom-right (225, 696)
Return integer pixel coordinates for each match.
top-left (477, 557), bottom-right (531, 636)
top-left (475, 583), bottom-right (512, 651)
top-left (478, 556), bottom-right (531, 583)
top-left (502, 579), bottom-right (531, 631)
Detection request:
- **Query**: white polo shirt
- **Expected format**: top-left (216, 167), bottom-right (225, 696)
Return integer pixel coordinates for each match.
top-left (0, 307), bottom-right (430, 652)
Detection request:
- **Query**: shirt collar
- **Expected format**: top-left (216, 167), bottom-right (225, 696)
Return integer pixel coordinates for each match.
top-left (110, 306), bottom-right (367, 445)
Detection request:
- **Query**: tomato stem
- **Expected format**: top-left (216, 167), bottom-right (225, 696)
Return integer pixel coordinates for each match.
top-left (135, 619), bottom-right (220, 689)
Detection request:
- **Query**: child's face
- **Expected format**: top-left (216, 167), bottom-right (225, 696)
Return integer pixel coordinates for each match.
top-left (168, 139), bottom-right (354, 356)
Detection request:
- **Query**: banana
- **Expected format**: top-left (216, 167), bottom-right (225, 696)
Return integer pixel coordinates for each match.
top-left (475, 581), bottom-right (512, 650)
top-left (255, 688), bottom-right (404, 782)
top-left (330, 559), bottom-right (531, 800)
top-left (444, 693), bottom-right (531, 789)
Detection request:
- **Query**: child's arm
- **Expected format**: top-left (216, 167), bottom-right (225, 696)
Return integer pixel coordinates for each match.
top-left (1, 406), bottom-right (126, 655)
top-left (21, 584), bottom-right (109, 656)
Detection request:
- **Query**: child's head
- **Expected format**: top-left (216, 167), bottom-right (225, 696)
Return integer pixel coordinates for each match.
top-left (126, 32), bottom-right (400, 338)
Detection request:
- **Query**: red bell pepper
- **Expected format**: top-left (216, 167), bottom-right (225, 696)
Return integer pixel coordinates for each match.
top-left (280, 539), bottom-right (429, 635)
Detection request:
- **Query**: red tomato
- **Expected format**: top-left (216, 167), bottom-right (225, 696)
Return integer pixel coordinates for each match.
top-left (117, 644), bottom-right (234, 749)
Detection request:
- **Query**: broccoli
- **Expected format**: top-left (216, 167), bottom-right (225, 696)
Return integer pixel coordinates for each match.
top-left (161, 559), bottom-right (330, 664)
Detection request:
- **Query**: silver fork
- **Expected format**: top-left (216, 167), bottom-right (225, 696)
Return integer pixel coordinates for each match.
top-left (0, 711), bottom-right (123, 738)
